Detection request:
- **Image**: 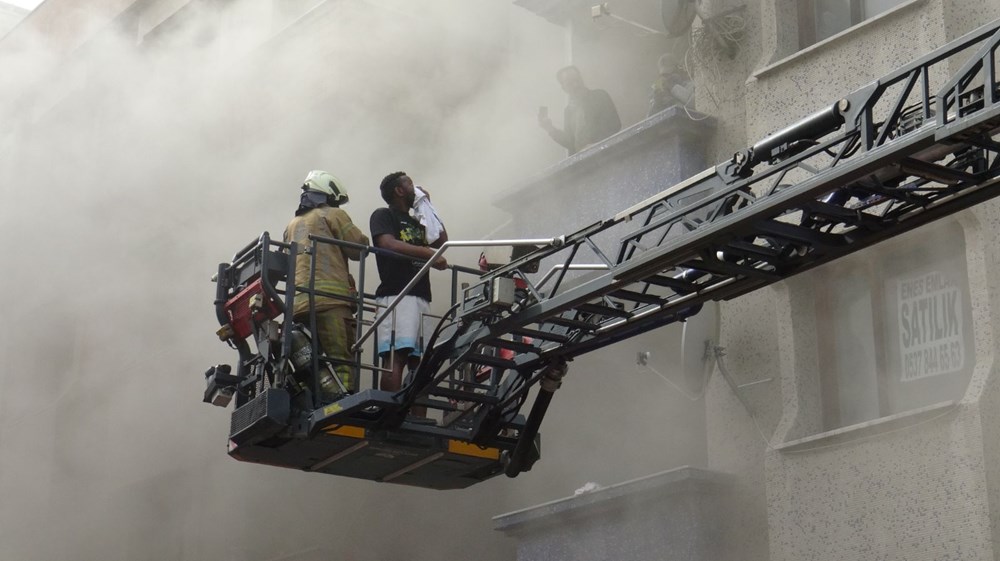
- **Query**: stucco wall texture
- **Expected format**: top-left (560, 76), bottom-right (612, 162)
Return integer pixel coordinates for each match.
top-left (703, 0), bottom-right (1000, 559)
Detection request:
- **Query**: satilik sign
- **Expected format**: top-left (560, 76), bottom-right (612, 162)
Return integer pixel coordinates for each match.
top-left (897, 271), bottom-right (964, 381)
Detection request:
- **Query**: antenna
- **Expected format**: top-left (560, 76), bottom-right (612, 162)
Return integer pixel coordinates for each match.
top-left (679, 300), bottom-right (719, 387)
top-left (681, 300), bottom-right (774, 420)
top-left (592, 3), bottom-right (666, 36)
top-left (661, 0), bottom-right (698, 37)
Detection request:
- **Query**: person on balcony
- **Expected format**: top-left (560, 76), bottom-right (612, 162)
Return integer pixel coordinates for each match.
top-left (538, 65), bottom-right (622, 156)
top-left (648, 52), bottom-right (694, 116)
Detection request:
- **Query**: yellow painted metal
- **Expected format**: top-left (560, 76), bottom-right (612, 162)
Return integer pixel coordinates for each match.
top-left (447, 440), bottom-right (500, 459)
top-left (325, 425), bottom-right (365, 439)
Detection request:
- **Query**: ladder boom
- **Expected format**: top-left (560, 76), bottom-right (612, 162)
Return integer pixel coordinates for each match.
top-left (426, 20), bottom-right (1000, 473)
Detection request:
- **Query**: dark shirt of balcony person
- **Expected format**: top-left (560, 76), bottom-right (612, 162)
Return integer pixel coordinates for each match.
top-left (538, 65), bottom-right (622, 156)
top-left (648, 53), bottom-right (694, 117)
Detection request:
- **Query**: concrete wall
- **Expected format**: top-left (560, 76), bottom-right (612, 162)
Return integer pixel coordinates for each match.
top-left (495, 467), bottom-right (732, 561)
top-left (700, 0), bottom-right (1000, 559)
top-left (491, 1), bottom-right (1000, 560)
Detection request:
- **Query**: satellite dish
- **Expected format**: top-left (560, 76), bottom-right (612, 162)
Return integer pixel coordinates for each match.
top-left (661, 0), bottom-right (698, 37)
top-left (680, 300), bottom-right (719, 386)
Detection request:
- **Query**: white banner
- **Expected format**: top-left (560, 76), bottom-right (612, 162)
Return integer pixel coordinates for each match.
top-left (897, 271), bottom-right (964, 381)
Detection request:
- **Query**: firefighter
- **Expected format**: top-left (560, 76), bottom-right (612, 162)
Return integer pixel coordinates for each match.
top-left (284, 170), bottom-right (369, 402)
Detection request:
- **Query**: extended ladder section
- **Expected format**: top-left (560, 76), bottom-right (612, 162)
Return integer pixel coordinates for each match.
top-left (207, 20), bottom-right (1000, 488)
top-left (404, 19), bottom-right (1000, 475)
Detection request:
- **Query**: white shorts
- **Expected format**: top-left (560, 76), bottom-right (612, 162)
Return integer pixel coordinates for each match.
top-left (375, 295), bottom-right (432, 357)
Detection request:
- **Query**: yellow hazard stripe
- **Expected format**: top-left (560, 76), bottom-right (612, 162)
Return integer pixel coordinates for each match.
top-left (447, 440), bottom-right (500, 460)
top-left (325, 425), bottom-right (365, 439)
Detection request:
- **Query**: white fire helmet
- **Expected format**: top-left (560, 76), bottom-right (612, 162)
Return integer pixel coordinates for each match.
top-left (303, 170), bottom-right (349, 205)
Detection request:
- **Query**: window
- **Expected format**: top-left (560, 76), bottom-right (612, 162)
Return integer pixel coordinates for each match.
top-left (815, 221), bottom-right (975, 431)
top-left (798, 0), bottom-right (907, 48)
top-left (817, 264), bottom-right (884, 428)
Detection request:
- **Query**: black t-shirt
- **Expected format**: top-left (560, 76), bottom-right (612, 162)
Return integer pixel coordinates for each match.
top-left (369, 207), bottom-right (433, 301)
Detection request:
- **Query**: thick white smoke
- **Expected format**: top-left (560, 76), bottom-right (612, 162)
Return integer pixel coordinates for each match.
top-left (0, 2), bottom-right (706, 559)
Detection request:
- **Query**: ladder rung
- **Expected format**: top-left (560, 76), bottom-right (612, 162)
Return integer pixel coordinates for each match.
top-left (724, 240), bottom-right (782, 260)
top-left (803, 199), bottom-right (864, 222)
top-left (610, 289), bottom-right (664, 305)
top-left (754, 219), bottom-right (846, 248)
top-left (899, 156), bottom-right (978, 184)
top-left (576, 302), bottom-right (630, 318)
top-left (643, 274), bottom-right (696, 292)
top-left (464, 353), bottom-right (518, 370)
top-left (543, 316), bottom-right (598, 331)
top-left (682, 257), bottom-right (781, 280)
top-left (803, 199), bottom-right (885, 231)
top-left (427, 386), bottom-right (499, 404)
top-left (445, 377), bottom-right (494, 391)
top-left (441, 407), bottom-right (477, 428)
top-left (511, 327), bottom-right (570, 343)
top-left (488, 338), bottom-right (538, 353)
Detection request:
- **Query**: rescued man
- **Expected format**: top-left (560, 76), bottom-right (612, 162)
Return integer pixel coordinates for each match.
top-left (369, 171), bottom-right (448, 420)
top-left (284, 170), bottom-right (369, 403)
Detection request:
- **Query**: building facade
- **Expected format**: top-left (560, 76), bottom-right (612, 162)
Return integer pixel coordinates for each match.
top-left (499, 1), bottom-right (1000, 560)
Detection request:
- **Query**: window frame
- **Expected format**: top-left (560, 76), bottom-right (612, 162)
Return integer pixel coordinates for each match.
top-left (815, 258), bottom-right (891, 430)
top-left (797, 0), bottom-right (902, 49)
top-left (812, 220), bottom-right (975, 433)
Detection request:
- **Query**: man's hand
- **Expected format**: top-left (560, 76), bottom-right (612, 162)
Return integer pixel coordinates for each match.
top-left (537, 106), bottom-right (553, 131)
top-left (432, 256), bottom-right (449, 270)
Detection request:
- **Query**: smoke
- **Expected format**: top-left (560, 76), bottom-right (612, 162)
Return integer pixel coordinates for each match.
top-left (0, 2), bottom-right (710, 560)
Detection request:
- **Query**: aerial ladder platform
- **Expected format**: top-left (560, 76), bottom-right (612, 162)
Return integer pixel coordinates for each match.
top-left (204, 20), bottom-right (1000, 489)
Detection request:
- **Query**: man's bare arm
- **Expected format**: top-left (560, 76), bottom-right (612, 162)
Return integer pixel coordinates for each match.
top-left (374, 233), bottom-right (448, 270)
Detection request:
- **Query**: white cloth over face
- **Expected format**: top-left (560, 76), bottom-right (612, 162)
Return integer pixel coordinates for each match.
top-left (412, 186), bottom-right (445, 244)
